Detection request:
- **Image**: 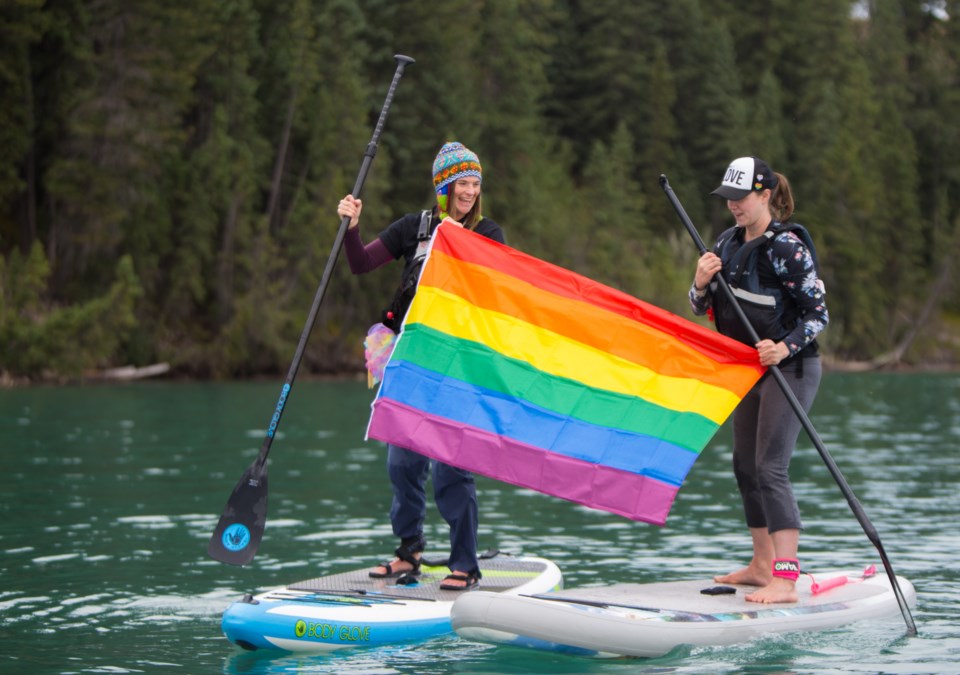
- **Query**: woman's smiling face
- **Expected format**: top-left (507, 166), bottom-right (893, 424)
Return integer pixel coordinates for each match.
top-left (448, 177), bottom-right (481, 220)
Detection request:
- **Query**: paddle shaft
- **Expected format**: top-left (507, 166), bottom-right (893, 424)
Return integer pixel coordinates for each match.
top-left (254, 54), bottom-right (416, 469)
top-left (659, 174), bottom-right (917, 636)
top-left (207, 55), bottom-right (415, 565)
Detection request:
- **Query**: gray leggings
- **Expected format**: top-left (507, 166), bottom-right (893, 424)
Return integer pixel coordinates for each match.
top-left (731, 357), bottom-right (821, 533)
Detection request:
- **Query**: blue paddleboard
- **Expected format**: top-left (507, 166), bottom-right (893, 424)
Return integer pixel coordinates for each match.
top-left (222, 553), bottom-right (561, 652)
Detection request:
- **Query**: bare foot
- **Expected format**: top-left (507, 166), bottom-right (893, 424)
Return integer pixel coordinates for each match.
top-left (714, 565), bottom-right (771, 587)
top-left (744, 577), bottom-right (798, 604)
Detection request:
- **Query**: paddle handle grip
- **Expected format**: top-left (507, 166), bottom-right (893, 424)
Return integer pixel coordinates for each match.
top-left (359, 54), bottom-right (416, 177)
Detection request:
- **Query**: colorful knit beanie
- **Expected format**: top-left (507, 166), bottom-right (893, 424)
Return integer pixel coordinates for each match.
top-left (432, 142), bottom-right (482, 218)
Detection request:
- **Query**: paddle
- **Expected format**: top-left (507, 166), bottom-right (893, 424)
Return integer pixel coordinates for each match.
top-left (207, 54), bottom-right (416, 566)
top-left (659, 174), bottom-right (918, 636)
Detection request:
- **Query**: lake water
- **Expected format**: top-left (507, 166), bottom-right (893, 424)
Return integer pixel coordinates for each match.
top-left (1, 373), bottom-right (958, 674)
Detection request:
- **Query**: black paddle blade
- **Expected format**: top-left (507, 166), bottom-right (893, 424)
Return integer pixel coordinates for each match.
top-left (207, 461), bottom-right (268, 566)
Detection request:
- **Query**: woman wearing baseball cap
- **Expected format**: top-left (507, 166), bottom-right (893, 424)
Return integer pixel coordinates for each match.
top-left (689, 156), bottom-right (829, 604)
top-left (337, 141), bottom-right (504, 591)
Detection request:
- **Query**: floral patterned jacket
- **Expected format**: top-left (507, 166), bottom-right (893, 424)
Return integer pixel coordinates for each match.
top-left (689, 227), bottom-right (828, 356)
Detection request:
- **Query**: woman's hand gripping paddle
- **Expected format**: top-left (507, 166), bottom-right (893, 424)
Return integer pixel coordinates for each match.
top-left (206, 55), bottom-right (415, 566)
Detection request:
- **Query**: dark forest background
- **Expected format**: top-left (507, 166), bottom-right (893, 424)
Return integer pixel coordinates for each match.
top-left (2, 0), bottom-right (959, 380)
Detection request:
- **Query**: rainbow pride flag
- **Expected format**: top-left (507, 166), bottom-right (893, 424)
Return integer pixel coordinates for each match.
top-left (366, 224), bottom-right (765, 525)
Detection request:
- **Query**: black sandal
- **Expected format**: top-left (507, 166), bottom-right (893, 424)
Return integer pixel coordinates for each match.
top-left (369, 538), bottom-right (424, 579)
top-left (439, 570), bottom-right (480, 591)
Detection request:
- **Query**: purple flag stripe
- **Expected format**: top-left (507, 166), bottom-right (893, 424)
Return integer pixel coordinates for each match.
top-left (368, 398), bottom-right (680, 525)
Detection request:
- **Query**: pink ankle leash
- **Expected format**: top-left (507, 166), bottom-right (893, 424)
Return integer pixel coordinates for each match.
top-left (808, 564), bottom-right (877, 595)
top-left (772, 558), bottom-right (801, 581)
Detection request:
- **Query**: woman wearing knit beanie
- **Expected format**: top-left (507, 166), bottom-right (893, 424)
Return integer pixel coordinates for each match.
top-left (337, 141), bottom-right (504, 591)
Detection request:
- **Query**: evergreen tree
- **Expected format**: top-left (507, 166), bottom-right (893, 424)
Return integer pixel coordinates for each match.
top-left (0, 0), bottom-right (46, 250)
top-left (578, 123), bottom-right (646, 285)
top-left (175, 0), bottom-right (271, 376)
top-left (357, 0), bottom-right (484, 208)
top-left (798, 63), bottom-right (892, 356)
top-left (903, 1), bottom-right (960, 321)
top-left (281, 0), bottom-right (385, 373)
top-left (860, 1), bottom-right (925, 350)
top-left (543, 0), bottom-right (651, 175)
top-left (764, 1), bottom-right (855, 354)
top-left (745, 69), bottom-right (787, 170)
top-left (0, 246), bottom-right (141, 377)
top-left (471, 0), bottom-right (576, 261)
top-left (3, 0), bottom-right (960, 376)
top-left (44, 1), bottom-right (209, 303)
top-left (632, 41), bottom-right (706, 265)
top-left (679, 15), bottom-right (747, 227)
top-left (710, 0), bottom-right (794, 82)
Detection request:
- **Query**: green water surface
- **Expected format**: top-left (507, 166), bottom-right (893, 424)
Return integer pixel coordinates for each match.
top-left (1, 373), bottom-right (958, 674)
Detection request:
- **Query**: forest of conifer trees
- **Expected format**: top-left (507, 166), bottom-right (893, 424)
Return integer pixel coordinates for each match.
top-left (1, 0), bottom-right (958, 380)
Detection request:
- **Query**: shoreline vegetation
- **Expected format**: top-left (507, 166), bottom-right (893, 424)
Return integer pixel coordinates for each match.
top-left (3, 354), bottom-right (960, 390)
top-left (2, 3), bottom-right (959, 386)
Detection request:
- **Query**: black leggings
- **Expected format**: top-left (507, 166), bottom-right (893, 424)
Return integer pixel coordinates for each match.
top-left (731, 357), bottom-right (821, 532)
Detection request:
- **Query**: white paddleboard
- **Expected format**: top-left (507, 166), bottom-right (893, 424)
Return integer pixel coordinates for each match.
top-left (222, 553), bottom-right (561, 652)
top-left (451, 566), bottom-right (916, 658)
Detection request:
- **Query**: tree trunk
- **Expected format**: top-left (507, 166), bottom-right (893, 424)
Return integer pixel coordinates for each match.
top-left (217, 191), bottom-right (242, 325)
top-left (873, 218), bottom-right (960, 367)
top-left (280, 159), bottom-right (311, 233)
top-left (265, 86), bottom-right (298, 234)
top-left (20, 51), bottom-right (37, 253)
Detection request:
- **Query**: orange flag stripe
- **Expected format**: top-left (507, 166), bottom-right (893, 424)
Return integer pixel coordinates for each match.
top-left (431, 224), bottom-right (762, 367)
top-left (419, 247), bottom-right (762, 397)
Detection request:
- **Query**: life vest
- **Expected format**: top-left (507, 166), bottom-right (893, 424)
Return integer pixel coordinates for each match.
top-left (382, 210), bottom-right (433, 333)
top-left (710, 221), bottom-right (820, 356)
